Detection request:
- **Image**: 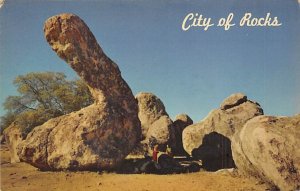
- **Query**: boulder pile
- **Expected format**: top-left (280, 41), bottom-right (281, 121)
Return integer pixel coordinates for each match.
top-left (2, 13), bottom-right (299, 190)
top-left (135, 92), bottom-right (176, 154)
top-left (182, 93), bottom-right (263, 171)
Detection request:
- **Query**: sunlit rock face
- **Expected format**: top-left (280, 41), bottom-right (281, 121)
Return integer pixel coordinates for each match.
top-left (232, 115), bottom-right (300, 191)
top-left (17, 13), bottom-right (141, 171)
top-left (182, 93), bottom-right (263, 171)
top-left (135, 92), bottom-right (176, 154)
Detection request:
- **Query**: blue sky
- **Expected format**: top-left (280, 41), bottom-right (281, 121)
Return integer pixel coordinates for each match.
top-left (0, 0), bottom-right (299, 122)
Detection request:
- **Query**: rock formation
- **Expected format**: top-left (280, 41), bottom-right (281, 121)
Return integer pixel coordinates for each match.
top-left (3, 122), bottom-right (23, 163)
top-left (135, 92), bottom-right (175, 153)
top-left (182, 93), bottom-right (263, 171)
top-left (17, 13), bottom-right (141, 170)
top-left (232, 115), bottom-right (300, 191)
top-left (220, 93), bottom-right (247, 110)
top-left (136, 92), bottom-right (168, 139)
top-left (172, 114), bottom-right (193, 155)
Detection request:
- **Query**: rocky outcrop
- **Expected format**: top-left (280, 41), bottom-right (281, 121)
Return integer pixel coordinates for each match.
top-left (3, 122), bottom-right (23, 163)
top-left (17, 13), bottom-right (141, 170)
top-left (135, 92), bottom-right (175, 153)
top-left (182, 93), bottom-right (263, 171)
top-left (232, 115), bottom-right (300, 191)
top-left (136, 92), bottom-right (168, 139)
top-left (220, 93), bottom-right (247, 110)
top-left (172, 114), bottom-right (193, 155)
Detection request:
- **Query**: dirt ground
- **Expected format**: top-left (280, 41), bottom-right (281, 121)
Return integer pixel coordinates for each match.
top-left (0, 144), bottom-right (269, 191)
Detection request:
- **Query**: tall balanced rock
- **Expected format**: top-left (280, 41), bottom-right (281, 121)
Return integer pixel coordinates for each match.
top-left (135, 92), bottom-right (175, 152)
top-left (17, 13), bottom-right (141, 170)
top-left (232, 115), bottom-right (300, 191)
top-left (182, 93), bottom-right (263, 171)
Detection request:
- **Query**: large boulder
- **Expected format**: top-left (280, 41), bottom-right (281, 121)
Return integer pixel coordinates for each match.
top-left (182, 93), bottom-right (263, 171)
top-left (135, 92), bottom-right (168, 139)
top-left (17, 13), bottom-right (141, 170)
top-left (172, 114), bottom-right (193, 155)
top-left (3, 122), bottom-right (23, 163)
top-left (146, 115), bottom-right (174, 146)
top-left (135, 92), bottom-right (175, 153)
top-left (232, 115), bottom-right (300, 191)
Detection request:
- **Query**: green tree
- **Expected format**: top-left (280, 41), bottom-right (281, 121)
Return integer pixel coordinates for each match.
top-left (0, 72), bottom-right (93, 136)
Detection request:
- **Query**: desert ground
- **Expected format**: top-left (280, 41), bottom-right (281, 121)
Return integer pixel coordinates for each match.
top-left (0, 144), bottom-right (270, 191)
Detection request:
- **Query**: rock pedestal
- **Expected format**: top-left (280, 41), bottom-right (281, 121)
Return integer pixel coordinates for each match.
top-left (17, 13), bottom-right (141, 170)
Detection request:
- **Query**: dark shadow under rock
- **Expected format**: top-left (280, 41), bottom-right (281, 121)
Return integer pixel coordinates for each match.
top-left (116, 155), bottom-right (201, 174)
top-left (192, 132), bottom-right (235, 171)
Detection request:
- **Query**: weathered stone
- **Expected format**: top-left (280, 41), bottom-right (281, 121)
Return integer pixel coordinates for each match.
top-left (182, 93), bottom-right (263, 171)
top-left (135, 92), bottom-right (175, 154)
top-left (146, 115), bottom-right (175, 146)
top-left (17, 13), bottom-right (141, 170)
top-left (135, 92), bottom-right (168, 138)
top-left (232, 115), bottom-right (300, 191)
top-left (220, 93), bottom-right (247, 110)
top-left (173, 114), bottom-right (193, 155)
top-left (3, 122), bottom-right (23, 163)
top-left (174, 114), bottom-right (193, 126)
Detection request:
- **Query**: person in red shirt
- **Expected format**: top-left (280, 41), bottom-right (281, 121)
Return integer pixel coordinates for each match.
top-left (152, 144), bottom-right (159, 163)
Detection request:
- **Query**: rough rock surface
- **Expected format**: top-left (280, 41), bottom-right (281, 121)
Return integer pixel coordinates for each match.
top-left (232, 115), bottom-right (300, 191)
top-left (174, 114), bottom-right (193, 126)
top-left (17, 13), bottom-right (141, 170)
top-left (220, 93), bottom-right (247, 110)
top-left (3, 122), bottom-right (23, 163)
top-left (135, 92), bottom-right (175, 153)
top-left (135, 92), bottom-right (168, 138)
top-left (182, 93), bottom-right (263, 171)
top-left (172, 114), bottom-right (193, 155)
top-left (146, 116), bottom-right (174, 146)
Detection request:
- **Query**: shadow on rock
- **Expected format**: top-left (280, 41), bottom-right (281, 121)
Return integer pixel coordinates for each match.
top-left (192, 132), bottom-right (235, 171)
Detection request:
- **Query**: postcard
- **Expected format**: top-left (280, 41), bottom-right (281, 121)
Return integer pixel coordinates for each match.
top-left (0, 1), bottom-right (299, 190)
